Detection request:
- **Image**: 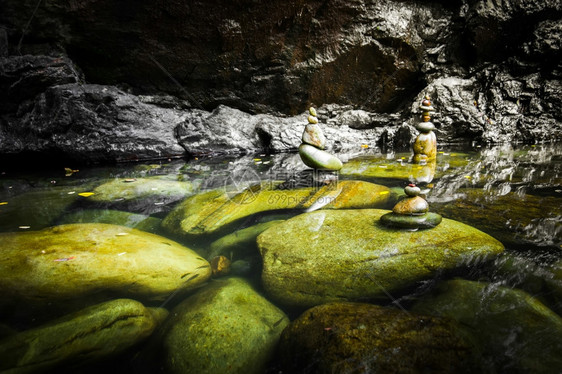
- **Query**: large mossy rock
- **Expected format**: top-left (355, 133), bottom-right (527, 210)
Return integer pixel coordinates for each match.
top-left (162, 180), bottom-right (391, 241)
top-left (0, 224), bottom-right (211, 308)
top-left (89, 178), bottom-right (194, 214)
top-left (298, 144), bottom-right (343, 170)
top-left (257, 209), bottom-right (504, 308)
top-left (0, 299), bottom-right (164, 373)
top-left (278, 302), bottom-right (479, 374)
top-left (413, 279), bottom-right (562, 374)
top-left (431, 188), bottom-right (562, 250)
top-left (151, 277), bottom-right (289, 374)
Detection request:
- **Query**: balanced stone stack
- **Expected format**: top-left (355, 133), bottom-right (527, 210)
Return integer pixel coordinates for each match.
top-left (412, 96), bottom-right (437, 164)
top-left (380, 184), bottom-right (442, 229)
top-left (298, 107), bottom-right (343, 171)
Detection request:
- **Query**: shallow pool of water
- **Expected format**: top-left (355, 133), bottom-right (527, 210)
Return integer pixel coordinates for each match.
top-left (0, 143), bottom-right (561, 373)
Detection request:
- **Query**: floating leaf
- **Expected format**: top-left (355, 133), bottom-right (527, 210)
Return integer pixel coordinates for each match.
top-left (379, 191), bottom-right (390, 195)
top-left (19, 226), bottom-right (31, 229)
top-left (0, 202), bottom-right (8, 205)
top-left (78, 192), bottom-right (95, 197)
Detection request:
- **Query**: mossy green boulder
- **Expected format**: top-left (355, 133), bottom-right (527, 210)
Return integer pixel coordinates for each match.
top-left (58, 209), bottom-right (162, 233)
top-left (151, 277), bottom-right (289, 374)
top-left (278, 302), bottom-right (479, 374)
top-left (89, 177), bottom-right (193, 213)
top-left (0, 299), bottom-right (163, 373)
top-left (412, 279), bottom-right (562, 373)
top-left (431, 188), bottom-right (561, 249)
top-left (162, 180), bottom-right (391, 240)
top-left (0, 224), bottom-right (211, 307)
top-left (257, 209), bottom-right (504, 307)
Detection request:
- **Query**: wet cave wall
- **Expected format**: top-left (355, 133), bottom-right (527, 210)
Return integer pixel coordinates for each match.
top-left (0, 0), bottom-right (561, 163)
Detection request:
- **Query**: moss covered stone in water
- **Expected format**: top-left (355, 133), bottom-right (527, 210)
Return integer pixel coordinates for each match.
top-left (0, 299), bottom-right (163, 373)
top-left (257, 209), bottom-right (504, 308)
top-left (278, 302), bottom-right (480, 374)
top-left (149, 277), bottom-right (289, 374)
top-left (58, 209), bottom-right (162, 233)
top-left (162, 180), bottom-right (391, 240)
top-left (412, 279), bottom-right (562, 373)
top-left (0, 223), bottom-right (211, 308)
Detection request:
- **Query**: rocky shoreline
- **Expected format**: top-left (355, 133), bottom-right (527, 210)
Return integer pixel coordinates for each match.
top-left (1, 0), bottom-right (561, 164)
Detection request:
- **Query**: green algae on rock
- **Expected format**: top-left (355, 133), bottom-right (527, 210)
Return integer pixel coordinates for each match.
top-left (257, 209), bottom-right (504, 308)
top-left (89, 177), bottom-right (193, 212)
top-left (162, 180), bottom-right (391, 240)
top-left (58, 209), bottom-right (162, 233)
top-left (0, 224), bottom-right (211, 307)
top-left (412, 279), bottom-right (562, 374)
top-left (151, 277), bottom-right (289, 374)
top-left (278, 302), bottom-right (479, 374)
top-left (0, 299), bottom-right (162, 374)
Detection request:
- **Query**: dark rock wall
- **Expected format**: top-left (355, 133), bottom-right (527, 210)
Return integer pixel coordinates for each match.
top-left (0, 0), bottom-right (561, 162)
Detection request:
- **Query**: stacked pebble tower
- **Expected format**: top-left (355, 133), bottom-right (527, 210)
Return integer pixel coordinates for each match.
top-left (412, 96), bottom-right (437, 164)
top-left (380, 184), bottom-right (442, 229)
top-left (298, 107), bottom-right (343, 171)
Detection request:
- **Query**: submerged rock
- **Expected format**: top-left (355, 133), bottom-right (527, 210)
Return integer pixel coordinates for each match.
top-left (257, 209), bottom-right (504, 307)
top-left (150, 277), bottom-right (289, 374)
top-left (89, 177), bottom-right (194, 214)
top-left (57, 209), bottom-right (162, 233)
top-left (340, 152), bottom-right (470, 182)
top-left (208, 220), bottom-right (285, 260)
top-left (0, 299), bottom-right (162, 373)
top-left (278, 302), bottom-right (479, 374)
top-left (0, 186), bottom-right (81, 232)
top-left (412, 279), bottom-right (562, 374)
top-left (162, 180), bottom-right (391, 240)
top-left (431, 188), bottom-right (562, 250)
top-left (0, 224), bottom-right (211, 308)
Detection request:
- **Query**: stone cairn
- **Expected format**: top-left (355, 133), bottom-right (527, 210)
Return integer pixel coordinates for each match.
top-left (380, 183), bottom-right (442, 229)
top-left (412, 96), bottom-right (437, 164)
top-left (299, 107), bottom-right (343, 171)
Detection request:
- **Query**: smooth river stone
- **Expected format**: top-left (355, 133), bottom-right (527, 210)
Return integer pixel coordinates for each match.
top-left (257, 209), bottom-right (504, 308)
top-left (380, 212), bottom-right (442, 229)
top-left (299, 143), bottom-right (343, 170)
top-left (162, 180), bottom-right (390, 240)
top-left (412, 131), bottom-right (437, 163)
top-left (392, 196), bottom-right (429, 215)
top-left (416, 121), bottom-right (435, 132)
top-left (0, 299), bottom-right (163, 373)
top-left (301, 124), bottom-right (326, 149)
top-left (0, 223), bottom-right (211, 307)
top-left (151, 277), bottom-right (289, 374)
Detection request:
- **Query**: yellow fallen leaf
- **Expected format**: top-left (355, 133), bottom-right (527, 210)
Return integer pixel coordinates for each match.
top-left (78, 192), bottom-right (95, 197)
top-left (464, 176), bottom-right (472, 179)
top-left (379, 191), bottom-right (390, 195)
top-left (0, 202), bottom-right (7, 205)
top-left (253, 158), bottom-right (261, 162)
top-left (361, 144), bottom-right (369, 148)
